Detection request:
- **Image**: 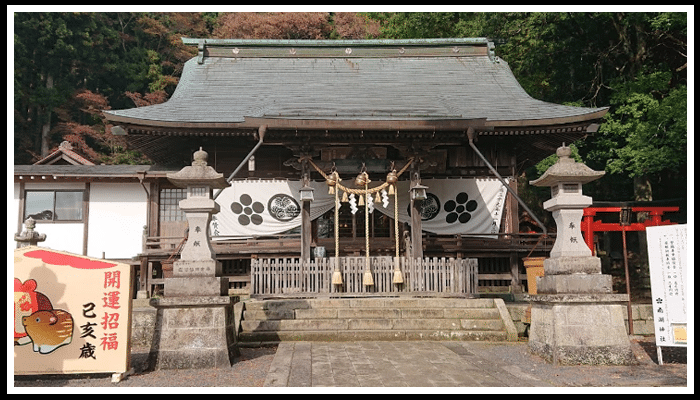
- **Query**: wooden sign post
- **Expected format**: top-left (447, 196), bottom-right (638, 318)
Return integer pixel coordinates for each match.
top-left (646, 224), bottom-right (687, 365)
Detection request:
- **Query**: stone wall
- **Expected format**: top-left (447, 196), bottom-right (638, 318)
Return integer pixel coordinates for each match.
top-left (506, 303), bottom-right (655, 337)
top-left (131, 299), bottom-right (656, 349)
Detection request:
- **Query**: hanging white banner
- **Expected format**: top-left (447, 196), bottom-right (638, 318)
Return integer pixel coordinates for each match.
top-left (211, 178), bottom-right (508, 238)
top-left (373, 178), bottom-right (509, 236)
top-left (211, 180), bottom-right (334, 238)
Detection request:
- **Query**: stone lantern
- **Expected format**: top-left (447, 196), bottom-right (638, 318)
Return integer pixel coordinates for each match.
top-left (164, 147), bottom-right (230, 297)
top-left (527, 145), bottom-right (634, 365)
top-left (151, 147), bottom-right (238, 370)
top-left (14, 218), bottom-right (46, 248)
top-left (530, 145), bottom-right (605, 281)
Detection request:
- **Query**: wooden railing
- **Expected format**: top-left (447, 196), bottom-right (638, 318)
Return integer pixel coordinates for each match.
top-left (143, 233), bottom-right (553, 261)
top-left (250, 256), bottom-right (478, 297)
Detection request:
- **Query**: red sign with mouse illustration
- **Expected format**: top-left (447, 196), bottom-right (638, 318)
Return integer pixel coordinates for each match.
top-left (14, 246), bottom-right (132, 376)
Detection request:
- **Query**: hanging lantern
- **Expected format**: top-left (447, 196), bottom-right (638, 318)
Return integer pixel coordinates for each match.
top-left (410, 183), bottom-right (428, 201)
top-left (299, 184), bottom-right (315, 202)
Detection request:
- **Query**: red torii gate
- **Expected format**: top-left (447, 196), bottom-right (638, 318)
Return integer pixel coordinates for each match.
top-left (580, 204), bottom-right (679, 335)
top-left (581, 205), bottom-right (679, 255)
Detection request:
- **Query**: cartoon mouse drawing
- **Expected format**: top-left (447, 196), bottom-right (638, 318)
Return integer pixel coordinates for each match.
top-left (22, 309), bottom-right (74, 354)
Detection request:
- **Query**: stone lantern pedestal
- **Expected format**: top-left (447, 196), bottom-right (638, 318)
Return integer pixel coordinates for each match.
top-left (527, 146), bottom-right (635, 365)
top-left (149, 147), bottom-right (238, 370)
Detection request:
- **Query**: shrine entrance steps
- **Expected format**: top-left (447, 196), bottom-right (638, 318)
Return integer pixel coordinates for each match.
top-left (237, 297), bottom-right (518, 345)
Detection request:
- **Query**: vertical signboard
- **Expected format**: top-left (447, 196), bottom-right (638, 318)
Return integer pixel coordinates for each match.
top-left (14, 246), bottom-right (132, 376)
top-left (646, 225), bottom-right (687, 354)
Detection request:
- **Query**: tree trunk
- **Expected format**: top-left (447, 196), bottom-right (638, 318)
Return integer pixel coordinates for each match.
top-left (40, 74), bottom-right (54, 157)
top-left (634, 174), bottom-right (652, 295)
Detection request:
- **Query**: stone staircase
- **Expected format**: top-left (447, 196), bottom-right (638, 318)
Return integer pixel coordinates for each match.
top-left (237, 297), bottom-right (518, 345)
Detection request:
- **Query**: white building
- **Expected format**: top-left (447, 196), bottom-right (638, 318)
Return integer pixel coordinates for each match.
top-left (13, 164), bottom-right (174, 262)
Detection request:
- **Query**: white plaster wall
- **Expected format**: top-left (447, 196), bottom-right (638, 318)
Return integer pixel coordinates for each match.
top-left (87, 183), bottom-right (148, 259)
top-left (29, 223), bottom-right (85, 255)
top-left (13, 183), bottom-right (20, 235)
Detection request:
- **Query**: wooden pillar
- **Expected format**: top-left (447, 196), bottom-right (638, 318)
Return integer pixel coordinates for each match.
top-left (149, 181), bottom-right (160, 239)
top-left (410, 161), bottom-right (423, 259)
top-left (510, 252), bottom-right (521, 293)
top-left (82, 182), bottom-right (90, 256)
top-left (300, 159), bottom-right (311, 261)
top-left (507, 167), bottom-right (522, 293)
top-left (17, 182), bottom-right (25, 248)
top-left (139, 257), bottom-right (148, 294)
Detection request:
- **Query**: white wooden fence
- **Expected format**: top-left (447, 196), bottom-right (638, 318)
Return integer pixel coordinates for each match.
top-left (250, 257), bottom-right (478, 297)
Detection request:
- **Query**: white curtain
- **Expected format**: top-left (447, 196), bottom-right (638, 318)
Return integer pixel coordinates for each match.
top-left (372, 178), bottom-right (508, 236)
top-left (211, 178), bottom-right (508, 238)
top-left (211, 180), bottom-right (334, 238)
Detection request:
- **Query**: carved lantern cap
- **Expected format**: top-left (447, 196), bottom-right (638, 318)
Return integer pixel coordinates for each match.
top-left (529, 144), bottom-right (605, 187)
top-left (166, 147), bottom-right (230, 189)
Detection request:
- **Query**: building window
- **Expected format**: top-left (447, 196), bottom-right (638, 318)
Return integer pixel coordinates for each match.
top-left (160, 188), bottom-right (186, 221)
top-left (24, 190), bottom-right (83, 221)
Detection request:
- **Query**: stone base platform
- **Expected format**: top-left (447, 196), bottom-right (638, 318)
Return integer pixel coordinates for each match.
top-left (164, 276), bottom-right (229, 297)
top-left (148, 296), bottom-right (239, 370)
top-left (527, 293), bottom-right (636, 365)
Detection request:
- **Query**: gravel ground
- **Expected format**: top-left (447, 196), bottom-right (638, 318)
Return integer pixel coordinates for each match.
top-left (466, 336), bottom-right (688, 388)
top-left (12, 336), bottom-right (687, 389)
top-left (12, 345), bottom-right (278, 389)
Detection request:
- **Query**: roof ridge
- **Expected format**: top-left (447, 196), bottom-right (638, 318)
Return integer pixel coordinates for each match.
top-left (181, 37), bottom-right (491, 47)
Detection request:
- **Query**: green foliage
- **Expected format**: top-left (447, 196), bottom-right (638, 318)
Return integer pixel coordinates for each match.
top-left (367, 12), bottom-right (470, 39)
top-left (594, 71), bottom-right (686, 178)
top-left (13, 12), bottom-right (203, 164)
top-left (534, 144), bottom-right (584, 176)
top-left (13, 11), bottom-right (687, 204)
top-left (368, 11), bottom-right (687, 202)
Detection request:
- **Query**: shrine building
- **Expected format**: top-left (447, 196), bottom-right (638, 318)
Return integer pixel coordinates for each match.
top-left (16, 38), bottom-right (609, 298)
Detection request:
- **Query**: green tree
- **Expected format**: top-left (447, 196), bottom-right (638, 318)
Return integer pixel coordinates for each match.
top-left (368, 12), bottom-right (687, 203)
top-left (13, 12), bottom-right (204, 164)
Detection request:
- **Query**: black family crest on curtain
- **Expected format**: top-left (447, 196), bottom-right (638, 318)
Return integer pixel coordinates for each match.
top-left (444, 192), bottom-right (479, 224)
top-left (211, 180), bottom-right (334, 238)
top-left (230, 194), bottom-right (265, 226)
top-left (267, 194), bottom-right (301, 222)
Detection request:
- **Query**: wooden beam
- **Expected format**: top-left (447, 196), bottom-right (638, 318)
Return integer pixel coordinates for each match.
top-left (82, 182), bottom-right (90, 256)
top-left (410, 160), bottom-right (423, 259)
top-left (300, 159), bottom-right (311, 261)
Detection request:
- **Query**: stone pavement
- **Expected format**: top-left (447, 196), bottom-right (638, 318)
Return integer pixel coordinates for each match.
top-left (263, 340), bottom-right (688, 388)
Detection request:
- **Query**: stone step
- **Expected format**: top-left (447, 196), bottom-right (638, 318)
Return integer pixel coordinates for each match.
top-left (238, 297), bottom-right (516, 343)
top-left (239, 329), bottom-right (508, 343)
top-left (243, 306), bottom-right (502, 321)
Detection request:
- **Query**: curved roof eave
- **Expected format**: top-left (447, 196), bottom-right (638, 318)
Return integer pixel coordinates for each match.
top-left (104, 42), bottom-right (609, 133)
